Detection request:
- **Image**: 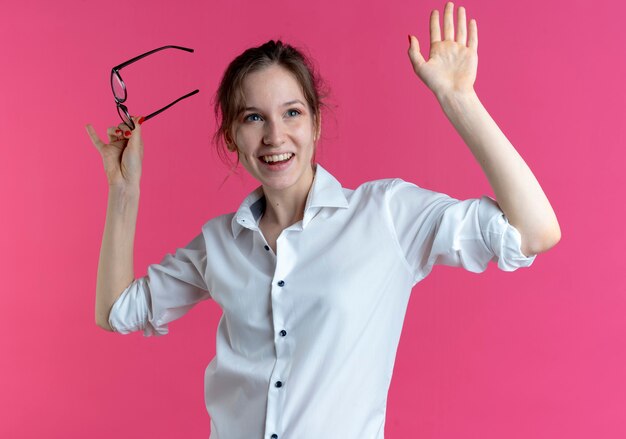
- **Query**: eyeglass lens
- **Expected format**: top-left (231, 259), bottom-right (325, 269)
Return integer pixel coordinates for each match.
top-left (112, 72), bottom-right (126, 102)
top-left (117, 105), bottom-right (134, 130)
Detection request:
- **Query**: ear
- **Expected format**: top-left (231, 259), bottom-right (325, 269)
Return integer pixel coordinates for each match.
top-left (314, 112), bottom-right (322, 141)
top-left (225, 132), bottom-right (237, 152)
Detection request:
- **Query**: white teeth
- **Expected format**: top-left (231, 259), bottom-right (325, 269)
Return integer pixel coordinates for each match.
top-left (262, 153), bottom-right (294, 163)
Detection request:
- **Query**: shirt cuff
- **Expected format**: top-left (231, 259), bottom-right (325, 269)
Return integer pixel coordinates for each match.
top-left (478, 196), bottom-right (537, 271)
top-left (108, 277), bottom-right (169, 337)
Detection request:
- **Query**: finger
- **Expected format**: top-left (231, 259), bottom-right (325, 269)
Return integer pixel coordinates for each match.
top-left (107, 126), bottom-right (124, 143)
top-left (115, 120), bottom-right (138, 139)
top-left (430, 9), bottom-right (441, 44)
top-left (408, 35), bottom-right (426, 70)
top-left (117, 121), bottom-right (133, 137)
top-left (85, 124), bottom-right (105, 150)
top-left (468, 18), bottom-right (478, 51)
top-left (130, 115), bottom-right (144, 131)
top-left (443, 2), bottom-right (454, 41)
top-left (456, 6), bottom-right (467, 46)
top-left (127, 115), bottom-right (144, 138)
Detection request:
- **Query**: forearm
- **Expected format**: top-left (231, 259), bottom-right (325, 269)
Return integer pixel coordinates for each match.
top-left (95, 185), bottom-right (140, 331)
top-left (437, 90), bottom-right (560, 255)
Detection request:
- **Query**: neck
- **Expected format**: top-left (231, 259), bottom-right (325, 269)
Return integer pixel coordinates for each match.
top-left (261, 164), bottom-right (316, 228)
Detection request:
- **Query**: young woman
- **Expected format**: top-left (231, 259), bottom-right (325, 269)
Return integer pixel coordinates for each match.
top-left (86, 3), bottom-right (560, 438)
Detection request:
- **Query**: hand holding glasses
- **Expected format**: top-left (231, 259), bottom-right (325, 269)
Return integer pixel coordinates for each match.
top-left (112, 45), bottom-right (199, 130)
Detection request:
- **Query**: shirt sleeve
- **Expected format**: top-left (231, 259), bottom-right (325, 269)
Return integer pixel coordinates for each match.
top-left (384, 179), bottom-right (536, 284)
top-left (108, 232), bottom-right (212, 336)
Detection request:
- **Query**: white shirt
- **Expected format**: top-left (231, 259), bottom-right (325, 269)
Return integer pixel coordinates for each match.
top-left (109, 164), bottom-right (536, 439)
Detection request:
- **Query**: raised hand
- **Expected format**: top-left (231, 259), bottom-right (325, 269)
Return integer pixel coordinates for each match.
top-left (86, 116), bottom-right (145, 188)
top-left (408, 2), bottom-right (478, 98)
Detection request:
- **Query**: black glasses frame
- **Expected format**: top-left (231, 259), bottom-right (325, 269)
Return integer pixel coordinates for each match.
top-left (111, 45), bottom-right (199, 130)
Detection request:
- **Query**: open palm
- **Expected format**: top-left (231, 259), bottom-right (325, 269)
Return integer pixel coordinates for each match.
top-left (408, 2), bottom-right (478, 98)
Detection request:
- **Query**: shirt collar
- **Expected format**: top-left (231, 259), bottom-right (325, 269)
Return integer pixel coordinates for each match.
top-left (231, 164), bottom-right (349, 238)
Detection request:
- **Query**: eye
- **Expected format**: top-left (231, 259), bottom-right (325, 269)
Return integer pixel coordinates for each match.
top-left (287, 109), bottom-right (301, 117)
top-left (244, 113), bottom-right (262, 122)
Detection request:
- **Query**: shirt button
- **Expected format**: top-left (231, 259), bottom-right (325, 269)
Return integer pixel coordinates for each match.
top-left (279, 330), bottom-right (287, 337)
top-left (271, 435), bottom-right (278, 439)
top-left (275, 381), bottom-right (283, 388)
top-left (277, 280), bottom-right (285, 287)
top-left (264, 245), bottom-right (270, 251)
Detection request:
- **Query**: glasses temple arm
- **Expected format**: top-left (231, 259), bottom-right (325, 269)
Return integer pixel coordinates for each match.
top-left (113, 45), bottom-right (194, 71)
top-left (143, 89), bottom-right (200, 122)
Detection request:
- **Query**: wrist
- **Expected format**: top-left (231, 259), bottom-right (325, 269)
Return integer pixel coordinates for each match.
top-left (437, 88), bottom-right (480, 116)
top-left (109, 183), bottom-right (140, 200)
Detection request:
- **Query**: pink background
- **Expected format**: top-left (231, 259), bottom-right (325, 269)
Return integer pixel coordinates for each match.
top-left (1, 0), bottom-right (624, 437)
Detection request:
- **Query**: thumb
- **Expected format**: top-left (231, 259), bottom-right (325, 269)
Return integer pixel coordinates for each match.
top-left (125, 116), bottom-right (144, 147)
top-left (407, 35), bottom-right (426, 71)
top-left (126, 116), bottom-right (145, 159)
top-left (129, 115), bottom-right (144, 137)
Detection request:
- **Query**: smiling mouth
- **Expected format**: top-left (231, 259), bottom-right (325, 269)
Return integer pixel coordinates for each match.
top-left (260, 152), bottom-right (294, 165)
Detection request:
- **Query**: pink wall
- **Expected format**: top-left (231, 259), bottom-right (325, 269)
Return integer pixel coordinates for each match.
top-left (1, 0), bottom-right (624, 437)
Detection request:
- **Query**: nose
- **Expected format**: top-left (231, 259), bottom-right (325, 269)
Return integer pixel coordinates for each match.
top-left (262, 120), bottom-right (286, 147)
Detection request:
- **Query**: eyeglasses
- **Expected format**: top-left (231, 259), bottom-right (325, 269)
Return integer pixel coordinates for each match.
top-left (111, 45), bottom-right (199, 130)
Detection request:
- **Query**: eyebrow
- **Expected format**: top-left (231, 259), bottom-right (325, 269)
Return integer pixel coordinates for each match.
top-left (244, 100), bottom-right (306, 112)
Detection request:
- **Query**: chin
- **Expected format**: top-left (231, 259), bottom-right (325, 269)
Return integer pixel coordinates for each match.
top-left (258, 174), bottom-right (300, 191)
top-left (260, 166), bottom-right (312, 192)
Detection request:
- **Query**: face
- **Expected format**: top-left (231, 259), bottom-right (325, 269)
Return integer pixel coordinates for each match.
top-left (227, 64), bottom-right (320, 195)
